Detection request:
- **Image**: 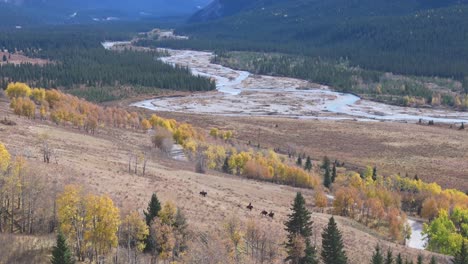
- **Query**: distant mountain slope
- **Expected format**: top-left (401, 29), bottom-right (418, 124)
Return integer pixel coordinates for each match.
top-left (177, 0), bottom-right (468, 78)
top-left (0, 0), bottom-right (212, 26)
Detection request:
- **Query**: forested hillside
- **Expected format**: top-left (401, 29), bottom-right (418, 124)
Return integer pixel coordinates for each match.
top-left (0, 25), bottom-right (215, 102)
top-left (162, 0), bottom-right (468, 79)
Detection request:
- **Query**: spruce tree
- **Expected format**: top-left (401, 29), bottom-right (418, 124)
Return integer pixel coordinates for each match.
top-left (430, 256), bottom-right (437, 264)
top-left (222, 157), bottom-right (230, 173)
top-left (332, 163), bottom-right (337, 183)
top-left (285, 192), bottom-right (316, 263)
top-left (372, 245), bottom-right (384, 264)
top-left (144, 193), bottom-right (161, 226)
top-left (304, 156), bottom-right (312, 172)
top-left (323, 166), bottom-right (331, 188)
top-left (297, 156), bottom-right (303, 166)
top-left (452, 240), bottom-right (468, 264)
top-left (321, 216), bottom-right (347, 264)
top-left (396, 254), bottom-right (403, 264)
top-left (416, 254), bottom-right (423, 264)
top-left (321, 156), bottom-right (330, 170)
top-left (301, 239), bottom-right (318, 264)
top-left (385, 249), bottom-right (393, 264)
top-left (144, 193), bottom-right (161, 252)
top-left (51, 232), bottom-right (74, 264)
top-left (372, 166), bottom-right (378, 181)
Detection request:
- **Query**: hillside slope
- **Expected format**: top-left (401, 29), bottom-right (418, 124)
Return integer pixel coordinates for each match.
top-left (177, 0), bottom-right (468, 78)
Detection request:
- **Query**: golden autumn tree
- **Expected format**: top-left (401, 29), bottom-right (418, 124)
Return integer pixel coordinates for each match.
top-left (5, 82), bottom-right (31, 99)
top-left (84, 194), bottom-right (120, 260)
top-left (158, 201), bottom-right (177, 226)
top-left (121, 211), bottom-right (149, 263)
top-left (0, 142), bottom-right (11, 172)
top-left (141, 119), bottom-right (152, 131)
top-left (57, 185), bottom-right (87, 261)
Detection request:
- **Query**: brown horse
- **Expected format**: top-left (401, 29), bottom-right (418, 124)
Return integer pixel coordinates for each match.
top-left (260, 210), bottom-right (268, 216)
top-left (246, 202), bottom-right (253, 211)
top-left (268, 211), bottom-right (274, 218)
top-left (199, 191), bottom-right (207, 197)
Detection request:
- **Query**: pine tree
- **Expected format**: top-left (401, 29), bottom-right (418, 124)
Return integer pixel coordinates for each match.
top-left (285, 192), bottom-right (315, 263)
top-left (301, 239), bottom-right (318, 264)
top-left (385, 249), bottom-right (393, 264)
top-left (430, 256), bottom-right (437, 264)
top-left (304, 156), bottom-right (312, 172)
top-left (416, 254), bottom-right (423, 264)
top-left (332, 163), bottom-right (337, 183)
top-left (323, 166), bottom-right (331, 188)
top-left (143, 193), bottom-right (161, 252)
top-left (321, 156), bottom-right (330, 170)
top-left (51, 232), bottom-right (74, 264)
top-left (297, 156), bottom-right (303, 166)
top-left (372, 245), bottom-right (384, 264)
top-left (222, 157), bottom-right (230, 173)
top-left (396, 254), bottom-right (403, 264)
top-left (321, 216), bottom-right (347, 264)
top-left (372, 166), bottom-right (378, 181)
top-left (452, 240), bottom-right (468, 264)
top-left (144, 193), bottom-right (161, 226)
top-left (2, 55), bottom-right (7, 62)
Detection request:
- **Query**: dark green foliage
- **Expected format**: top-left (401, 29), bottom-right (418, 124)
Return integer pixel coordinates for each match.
top-left (321, 216), bottom-right (347, 264)
top-left (302, 239), bottom-right (318, 264)
top-left (0, 26), bottom-right (215, 98)
top-left (323, 166), bottom-right (331, 189)
top-left (2, 55), bottom-right (6, 62)
top-left (51, 232), bottom-right (74, 264)
top-left (396, 254), bottom-right (403, 264)
top-left (144, 193), bottom-right (161, 226)
top-left (331, 163), bottom-right (337, 183)
top-left (304, 156), bottom-right (312, 172)
top-left (222, 157), bottom-right (230, 173)
top-left (430, 256), bottom-right (437, 264)
top-left (417, 255), bottom-right (423, 264)
top-left (385, 249), bottom-right (393, 264)
top-left (144, 193), bottom-right (161, 252)
top-left (371, 245), bottom-right (384, 264)
top-left (321, 156), bottom-right (331, 170)
top-left (285, 192), bottom-right (314, 262)
top-left (372, 166), bottom-right (378, 181)
top-left (171, 0), bottom-right (468, 79)
top-left (452, 241), bottom-right (468, 264)
top-left (297, 156), bottom-right (303, 167)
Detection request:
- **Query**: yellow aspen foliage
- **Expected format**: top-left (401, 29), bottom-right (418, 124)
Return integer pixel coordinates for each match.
top-left (0, 142), bottom-right (11, 172)
top-left (21, 97), bottom-right (36, 119)
top-left (31, 88), bottom-right (46, 103)
top-left (5, 82), bottom-right (31, 98)
top-left (141, 119), bottom-right (151, 131)
top-left (13, 97), bottom-right (23, 116)
top-left (39, 102), bottom-right (48, 120)
top-left (204, 145), bottom-right (227, 170)
top-left (84, 194), bottom-right (120, 256)
top-left (223, 130), bottom-right (233, 141)
top-left (209, 128), bottom-right (219, 138)
top-left (45, 89), bottom-right (62, 108)
top-left (121, 211), bottom-right (149, 253)
top-left (158, 201), bottom-right (177, 226)
top-left (314, 188), bottom-right (328, 210)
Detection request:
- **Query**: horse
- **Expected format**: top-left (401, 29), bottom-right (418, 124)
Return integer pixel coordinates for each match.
top-left (260, 210), bottom-right (268, 216)
top-left (268, 211), bottom-right (274, 218)
top-left (246, 202), bottom-right (253, 211)
top-left (199, 191), bottom-right (207, 197)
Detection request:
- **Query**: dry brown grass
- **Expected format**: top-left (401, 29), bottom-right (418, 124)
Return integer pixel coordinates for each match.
top-left (154, 111), bottom-right (468, 191)
top-left (0, 99), bottom-right (452, 263)
top-left (0, 51), bottom-right (50, 66)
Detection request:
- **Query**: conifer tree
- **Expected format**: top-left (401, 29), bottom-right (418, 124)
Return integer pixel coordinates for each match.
top-left (297, 156), bottom-right (303, 166)
top-left (332, 163), bottom-right (337, 183)
top-left (372, 166), bottom-right (378, 181)
top-left (321, 156), bottom-right (330, 170)
top-left (396, 254), bottom-right (403, 264)
top-left (304, 156), bottom-right (312, 172)
top-left (302, 239), bottom-right (318, 264)
top-left (143, 193), bottom-right (161, 252)
top-left (385, 249), bottom-right (393, 264)
top-left (51, 232), bottom-right (75, 264)
top-left (222, 157), bottom-right (230, 173)
top-left (285, 192), bottom-right (316, 264)
top-left (416, 255), bottom-right (423, 264)
top-left (452, 240), bottom-right (468, 264)
top-left (144, 193), bottom-right (161, 226)
top-left (430, 256), bottom-right (437, 264)
top-left (372, 245), bottom-right (384, 264)
top-left (323, 166), bottom-right (331, 188)
top-left (321, 216), bottom-right (347, 264)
